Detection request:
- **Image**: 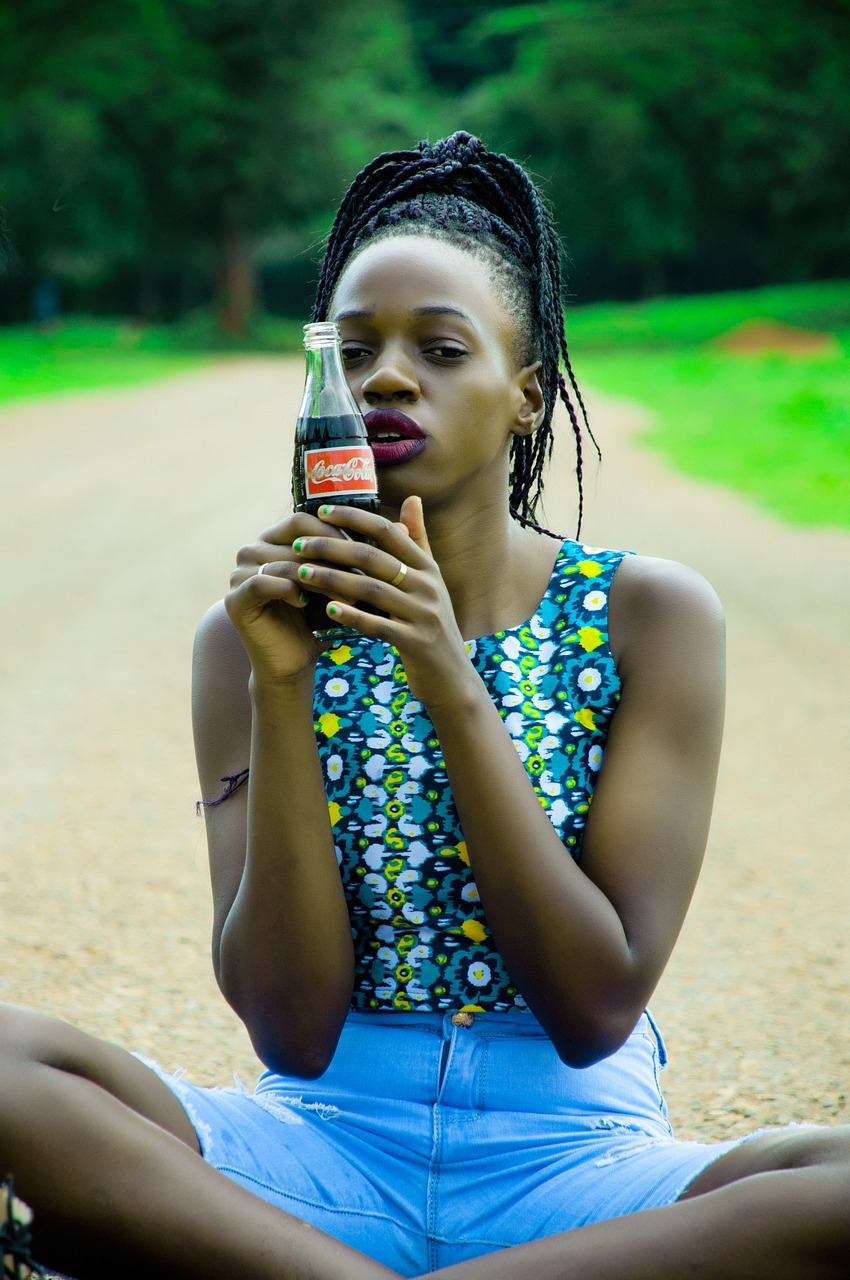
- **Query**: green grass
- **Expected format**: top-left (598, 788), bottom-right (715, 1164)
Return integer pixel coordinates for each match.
top-left (0, 311), bottom-right (306, 407)
top-left (0, 319), bottom-right (207, 405)
top-left (567, 281), bottom-right (850, 531)
top-left (2, 283), bottom-right (849, 531)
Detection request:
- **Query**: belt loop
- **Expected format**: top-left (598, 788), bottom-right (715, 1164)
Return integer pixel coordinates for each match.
top-left (644, 1008), bottom-right (668, 1068)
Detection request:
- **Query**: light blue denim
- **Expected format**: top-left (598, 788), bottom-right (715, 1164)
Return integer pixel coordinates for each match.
top-left (144, 1009), bottom-right (747, 1275)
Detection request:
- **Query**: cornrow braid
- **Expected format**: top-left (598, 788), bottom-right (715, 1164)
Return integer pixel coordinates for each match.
top-left (313, 132), bottom-right (600, 536)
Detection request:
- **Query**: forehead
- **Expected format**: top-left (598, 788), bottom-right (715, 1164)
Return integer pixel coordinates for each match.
top-left (330, 236), bottom-right (514, 343)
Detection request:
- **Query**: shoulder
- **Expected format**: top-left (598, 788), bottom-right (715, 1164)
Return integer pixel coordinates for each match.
top-left (192, 601), bottom-right (252, 755)
top-left (193, 599), bottom-right (251, 677)
top-left (608, 553), bottom-right (725, 682)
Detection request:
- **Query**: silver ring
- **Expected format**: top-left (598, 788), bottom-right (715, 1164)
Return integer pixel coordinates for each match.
top-left (257, 563), bottom-right (271, 576)
top-left (389, 561), bottom-right (408, 587)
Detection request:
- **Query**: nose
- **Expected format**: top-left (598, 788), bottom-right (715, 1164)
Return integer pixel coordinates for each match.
top-left (360, 348), bottom-right (419, 406)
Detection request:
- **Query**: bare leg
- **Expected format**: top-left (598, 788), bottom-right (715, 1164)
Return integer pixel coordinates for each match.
top-left (0, 1004), bottom-right (398, 1280)
top-left (423, 1127), bottom-right (850, 1280)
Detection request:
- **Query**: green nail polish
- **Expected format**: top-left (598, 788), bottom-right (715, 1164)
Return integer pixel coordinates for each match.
top-left (293, 538), bottom-right (303, 552)
top-left (328, 604), bottom-right (339, 616)
top-left (299, 565), bottom-right (310, 580)
top-left (319, 504), bottom-right (333, 516)
top-left (299, 591), bottom-right (309, 605)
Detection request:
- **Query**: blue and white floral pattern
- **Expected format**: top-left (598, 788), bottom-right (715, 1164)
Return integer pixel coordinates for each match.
top-left (312, 540), bottom-right (630, 1012)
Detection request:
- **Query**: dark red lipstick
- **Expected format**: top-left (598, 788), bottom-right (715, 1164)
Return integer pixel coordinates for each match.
top-left (364, 409), bottom-right (427, 467)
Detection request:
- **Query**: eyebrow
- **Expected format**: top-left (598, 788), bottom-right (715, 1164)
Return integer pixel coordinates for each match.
top-left (335, 305), bottom-right (475, 324)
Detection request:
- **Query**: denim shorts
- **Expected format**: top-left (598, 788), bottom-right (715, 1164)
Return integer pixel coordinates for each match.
top-left (144, 1009), bottom-right (746, 1275)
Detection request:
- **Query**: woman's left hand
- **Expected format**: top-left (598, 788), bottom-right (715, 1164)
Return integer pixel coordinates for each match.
top-left (283, 497), bottom-right (472, 707)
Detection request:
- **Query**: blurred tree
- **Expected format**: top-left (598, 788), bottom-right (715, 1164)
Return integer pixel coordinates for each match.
top-left (455, 0), bottom-right (850, 297)
top-left (0, 0), bottom-right (433, 327)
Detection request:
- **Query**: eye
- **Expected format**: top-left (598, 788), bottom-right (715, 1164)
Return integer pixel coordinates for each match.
top-left (424, 343), bottom-right (468, 363)
top-left (341, 343), bottom-right (372, 364)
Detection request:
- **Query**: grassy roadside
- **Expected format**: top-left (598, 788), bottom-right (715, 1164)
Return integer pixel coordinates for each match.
top-left (0, 314), bottom-right (304, 406)
top-left (0, 320), bottom-right (209, 405)
top-left (2, 282), bottom-right (848, 531)
top-left (567, 281), bottom-right (850, 532)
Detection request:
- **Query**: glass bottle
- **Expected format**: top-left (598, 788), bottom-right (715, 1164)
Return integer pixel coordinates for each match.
top-left (292, 321), bottom-right (379, 632)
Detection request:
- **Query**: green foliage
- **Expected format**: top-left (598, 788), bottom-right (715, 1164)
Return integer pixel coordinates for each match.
top-left (0, 319), bottom-right (206, 405)
top-left (569, 281), bottom-right (850, 529)
top-left (566, 279), bottom-right (850, 349)
top-left (2, 2), bottom-right (849, 320)
top-left (458, 0), bottom-right (850, 295)
top-left (0, 0), bottom-right (437, 321)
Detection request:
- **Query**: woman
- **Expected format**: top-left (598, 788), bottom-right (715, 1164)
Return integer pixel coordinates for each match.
top-left (0, 133), bottom-right (847, 1280)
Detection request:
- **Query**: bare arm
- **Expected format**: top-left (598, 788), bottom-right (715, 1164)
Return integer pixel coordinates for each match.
top-left (192, 516), bottom-right (357, 1078)
top-left (427, 554), bottom-right (725, 1065)
top-left (285, 505), bottom-right (725, 1067)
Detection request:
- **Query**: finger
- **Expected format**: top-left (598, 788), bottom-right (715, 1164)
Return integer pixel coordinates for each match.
top-left (257, 512), bottom-right (349, 547)
top-left (291, 534), bottom-right (406, 585)
top-left (296, 562), bottom-right (417, 618)
top-left (231, 565), bottom-right (309, 610)
top-left (398, 496), bottom-right (432, 557)
top-left (315, 504), bottom-right (432, 569)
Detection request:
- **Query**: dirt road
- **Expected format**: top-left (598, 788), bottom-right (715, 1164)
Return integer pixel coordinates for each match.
top-left (0, 358), bottom-right (846, 1139)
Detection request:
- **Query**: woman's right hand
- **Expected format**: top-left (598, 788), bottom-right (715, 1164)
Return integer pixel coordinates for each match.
top-left (225, 512), bottom-right (346, 686)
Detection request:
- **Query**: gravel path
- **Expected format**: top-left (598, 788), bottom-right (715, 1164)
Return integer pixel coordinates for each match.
top-left (0, 357), bottom-right (846, 1140)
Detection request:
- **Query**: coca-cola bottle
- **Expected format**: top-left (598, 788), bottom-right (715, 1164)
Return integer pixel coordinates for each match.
top-left (292, 321), bottom-right (379, 633)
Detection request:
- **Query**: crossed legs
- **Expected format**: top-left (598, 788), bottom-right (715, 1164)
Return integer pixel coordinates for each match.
top-left (1, 1001), bottom-right (847, 1279)
top-left (0, 1003), bottom-right (395, 1279)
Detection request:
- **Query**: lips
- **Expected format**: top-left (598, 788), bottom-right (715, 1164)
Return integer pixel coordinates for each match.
top-left (364, 409), bottom-right (427, 467)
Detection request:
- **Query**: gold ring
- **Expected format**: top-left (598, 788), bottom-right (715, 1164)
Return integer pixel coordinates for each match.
top-left (389, 562), bottom-right (408, 587)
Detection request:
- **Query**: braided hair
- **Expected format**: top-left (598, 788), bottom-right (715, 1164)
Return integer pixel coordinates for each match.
top-left (313, 131), bottom-right (600, 535)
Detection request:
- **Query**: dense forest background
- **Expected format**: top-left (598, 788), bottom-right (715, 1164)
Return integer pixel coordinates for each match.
top-left (2, 0), bottom-right (848, 329)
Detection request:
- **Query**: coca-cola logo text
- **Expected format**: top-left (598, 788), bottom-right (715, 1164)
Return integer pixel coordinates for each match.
top-left (303, 446), bottom-right (377, 497)
top-left (307, 456), bottom-right (374, 485)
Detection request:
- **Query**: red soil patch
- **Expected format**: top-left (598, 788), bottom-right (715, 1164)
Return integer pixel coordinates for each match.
top-left (711, 318), bottom-right (838, 356)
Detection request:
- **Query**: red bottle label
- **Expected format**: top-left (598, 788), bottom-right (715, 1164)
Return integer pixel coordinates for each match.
top-left (303, 446), bottom-right (377, 498)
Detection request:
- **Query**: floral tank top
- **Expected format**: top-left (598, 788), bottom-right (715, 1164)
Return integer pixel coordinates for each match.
top-left (312, 539), bottom-right (629, 1013)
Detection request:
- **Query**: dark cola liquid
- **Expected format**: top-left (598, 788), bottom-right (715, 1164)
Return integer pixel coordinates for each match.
top-left (293, 414), bottom-right (379, 632)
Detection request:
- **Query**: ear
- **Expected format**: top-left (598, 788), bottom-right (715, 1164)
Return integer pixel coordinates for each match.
top-left (511, 361), bottom-right (545, 437)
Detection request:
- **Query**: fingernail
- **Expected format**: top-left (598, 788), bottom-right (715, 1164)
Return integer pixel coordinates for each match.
top-left (299, 591), bottom-right (309, 605)
top-left (293, 538), bottom-right (304, 553)
top-left (319, 505), bottom-right (334, 516)
top-left (299, 565), bottom-right (312, 581)
top-left (328, 604), bottom-right (339, 616)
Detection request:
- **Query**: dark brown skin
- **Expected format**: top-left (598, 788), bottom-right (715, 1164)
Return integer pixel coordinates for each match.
top-left (0, 235), bottom-right (846, 1278)
top-left (199, 237), bottom-right (726, 1076)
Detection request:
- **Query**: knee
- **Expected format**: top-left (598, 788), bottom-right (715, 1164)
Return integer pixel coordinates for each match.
top-left (0, 1003), bottom-right (86, 1078)
top-left (786, 1124), bottom-right (850, 1172)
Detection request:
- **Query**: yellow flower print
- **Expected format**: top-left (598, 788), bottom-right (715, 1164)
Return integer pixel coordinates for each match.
top-left (460, 1003), bottom-right (485, 1013)
top-left (386, 887), bottom-right (406, 907)
top-left (460, 919), bottom-right (488, 944)
top-left (578, 559), bottom-right (603, 578)
top-left (317, 712), bottom-right (343, 737)
top-left (384, 857), bottom-right (404, 880)
top-left (395, 963), bottom-right (413, 982)
top-left (385, 798), bottom-right (404, 819)
top-left (326, 644), bottom-right (353, 666)
top-left (327, 801), bottom-right (343, 828)
top-left (574, 708), bottom-right (598, 731)
top-left (577, 626), bottom-right (604, 653)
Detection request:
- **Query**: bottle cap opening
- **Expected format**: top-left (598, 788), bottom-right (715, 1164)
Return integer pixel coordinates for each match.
top-left (303, 322), bottom-right (340, 349)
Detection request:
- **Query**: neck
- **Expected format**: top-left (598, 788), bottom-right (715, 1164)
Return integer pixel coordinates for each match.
top-left (399, 492), bottom-right (560, 640)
